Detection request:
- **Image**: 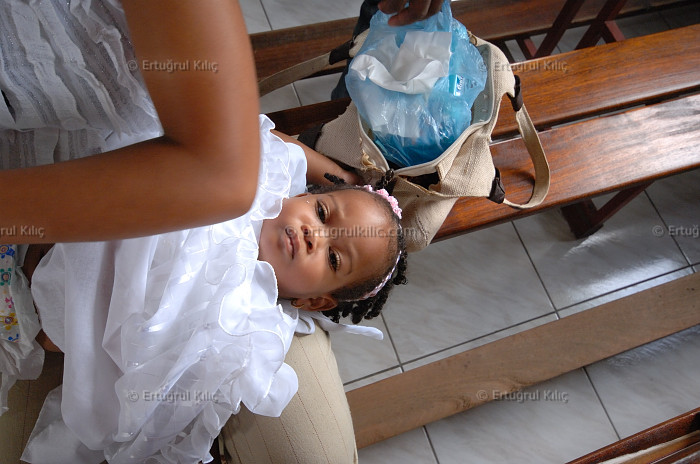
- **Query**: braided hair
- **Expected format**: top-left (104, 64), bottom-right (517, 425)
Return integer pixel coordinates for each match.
top-left (309, 173), bottom-right (408, 324)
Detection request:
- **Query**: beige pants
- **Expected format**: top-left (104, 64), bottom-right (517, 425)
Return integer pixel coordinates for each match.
top-left (221, 328), bottom-right (358, 463)
top-left (1, 327), bottom-right (356, 463)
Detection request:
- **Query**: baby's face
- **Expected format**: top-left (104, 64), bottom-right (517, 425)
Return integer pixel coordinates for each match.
top-left (258, 189), bottom-right (393, 309)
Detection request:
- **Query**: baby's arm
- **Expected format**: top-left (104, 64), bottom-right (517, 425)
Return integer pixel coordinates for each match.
top-left (272, 130), bottom-right (362, 186)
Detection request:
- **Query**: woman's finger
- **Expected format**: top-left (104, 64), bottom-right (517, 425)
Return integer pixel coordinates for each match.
top-left (380, 0), bottom-right (436, 27)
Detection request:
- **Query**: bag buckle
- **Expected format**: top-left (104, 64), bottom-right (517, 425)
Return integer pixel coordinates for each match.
top-left (489, 168), bottom-right (506, 204)
top-left (508, 75), bottom-right (523, 112)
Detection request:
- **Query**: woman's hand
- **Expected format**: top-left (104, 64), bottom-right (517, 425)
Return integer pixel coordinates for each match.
top-left (378, 0), bottom-right (444, 26)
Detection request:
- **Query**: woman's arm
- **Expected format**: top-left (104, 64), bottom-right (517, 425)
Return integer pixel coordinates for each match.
top-left (0, 0), bottom-right (260, 244)
top-left (271, 130), bottom-right (362, 186)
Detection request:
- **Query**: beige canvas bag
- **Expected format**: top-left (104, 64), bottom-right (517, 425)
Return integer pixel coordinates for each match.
top-left (261, 33), bottom-right (550, 252)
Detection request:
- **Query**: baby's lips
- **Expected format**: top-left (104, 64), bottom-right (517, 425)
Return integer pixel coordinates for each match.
top-left (284, 226), bottom-right (298, 258)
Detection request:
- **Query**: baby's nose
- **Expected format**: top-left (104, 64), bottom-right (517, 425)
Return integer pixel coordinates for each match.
top-left (301, 225), bottom-right (328, 253)
top-left (301, 225), bottom-right (316, 252)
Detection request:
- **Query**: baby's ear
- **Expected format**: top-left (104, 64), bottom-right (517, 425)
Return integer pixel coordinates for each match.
top-left (295, 295), bottom-right (337, 312)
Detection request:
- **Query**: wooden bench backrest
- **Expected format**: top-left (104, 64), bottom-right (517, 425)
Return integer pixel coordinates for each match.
top-left (436, 93), bottom-right (700, 239)
top-left (267, 24), bottom-right (700, 137)
top-left (265, 25), bottom-right (700, 242)
top-left (250, 0), bottom-right (688, 81)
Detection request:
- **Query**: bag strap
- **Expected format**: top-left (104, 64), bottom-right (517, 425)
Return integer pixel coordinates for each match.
top-left (258, 30), bottom-right (369, 97)
top-left (439, 69), bottom-right (550, 208)
top-left (502, 77), bottom-right (550, 209)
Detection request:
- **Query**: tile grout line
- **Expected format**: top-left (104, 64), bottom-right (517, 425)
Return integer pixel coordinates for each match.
top-left (344, 311), bottom-right (557, 388)
top-left (582, 366), bottom-right (622, 442)
top-left (555, 264), bottom-right (696, 314)
top-left (257, 0), bottom-right (303, 107)
top-left (257, 0), bottom-right (273, 32)
top-left (643, 190), bottom-right (693, 267)
top-left (422, 426), bottom-right (442, 464)
top-left (510, 220), bottom-right (561, 317)
top-left (380, 312), bottom-right (406, 373)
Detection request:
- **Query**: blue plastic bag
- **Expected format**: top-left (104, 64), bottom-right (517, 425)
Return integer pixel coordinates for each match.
top-left (346, 0), bottom-right (486, 168)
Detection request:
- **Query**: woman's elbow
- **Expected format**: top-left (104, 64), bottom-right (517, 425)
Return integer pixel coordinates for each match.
top-left (226, 174), bottom-right (258, 217)
top-left (206, 158), bottom-right (259, 220)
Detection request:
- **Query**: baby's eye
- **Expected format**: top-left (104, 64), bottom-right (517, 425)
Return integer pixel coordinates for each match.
top-left (316, 200), bottom-right (328, 223)
top-left (328, 249), bottom-right (340, 271)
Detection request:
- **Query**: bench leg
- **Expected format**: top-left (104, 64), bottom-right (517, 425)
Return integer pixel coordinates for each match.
top-left (517, 0), bottom-right (587, 59)
top-left (601, 20), bottom-right (626, 43)
top-left (534, 0), bottom-right (588, 58)
top-left (576, 0), bottom-right (629, 49)
top-left (560, 182), bottom-right (652, 239)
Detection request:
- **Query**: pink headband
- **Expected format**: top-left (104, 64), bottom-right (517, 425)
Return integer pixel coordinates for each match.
top-left (361, 185), bottom-right (402, 219)
top-left (359, 253), bottom-right (402, 300)
top-left (357, 185), bottom-right (402, 300)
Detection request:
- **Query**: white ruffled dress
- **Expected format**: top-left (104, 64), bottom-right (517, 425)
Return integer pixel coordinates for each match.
top-left (0, 1), bottom-right (382, 462)
top-left (25, 116), bottom-right (381, 464)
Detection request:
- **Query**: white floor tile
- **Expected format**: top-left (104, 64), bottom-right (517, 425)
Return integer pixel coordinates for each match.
top-left (501, 33), bottom-right (547, 62)
top-left (553, 25), bottom-right (588, 54)
top-left (646, 169), bottom-right (700, 266)
top-left (359, 427), bottom-right (438, 464)
top-left (426, 369), bottom-right (618, 464)
top-left (330, 315), bottom-right (399, 384)
top-left (343, 367), bottom-right (402, 393)
top-left (585, 324), bottom-right (700, 438)
top-left (503, 40), bottom-right (527, 62)
top-left (260, 0), bottom-right (363, 30)
top-left (403, 313), bottom-right (557, 371)
top-left (382, 222), bottom-right (553, 363)
top-left (239, 0), bottom-right (271, 33)
top-left (558, 267), bottom-right (695, 317)
top-left (294, 74), bottom-right (340, 106)
top-left (514, 194), bottom-right (687, 309)
top-left (259, 84), bottom-right (300, 114)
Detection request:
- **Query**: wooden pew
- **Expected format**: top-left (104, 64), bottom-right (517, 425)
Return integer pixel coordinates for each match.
top-left (258, 22), bottom-right (700, 448)
top-left (567, 407), bottom-right (700, 463)
top-left (251, 0), bottom-right (691, 82)
top-left (268, 25), bottom-right (700, 240)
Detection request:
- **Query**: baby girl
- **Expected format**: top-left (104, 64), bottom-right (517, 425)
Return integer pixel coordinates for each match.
top-left (4, 115), bottom-right (407, 464)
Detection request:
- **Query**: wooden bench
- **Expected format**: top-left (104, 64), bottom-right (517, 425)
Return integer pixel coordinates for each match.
top-left (267, 23), bottom-right (699, 241)
top-left (253, 16), bottom-right (700, 450)
top-left (251, 0), bottom-right (692, 82)
top-left (568, 407), bottom-right (700, 463)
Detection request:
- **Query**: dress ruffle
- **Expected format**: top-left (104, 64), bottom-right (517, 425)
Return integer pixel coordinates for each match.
top-left (26, 116), bottom-right (308, 464)
top-left (106, 117), bottom-right (303, 462)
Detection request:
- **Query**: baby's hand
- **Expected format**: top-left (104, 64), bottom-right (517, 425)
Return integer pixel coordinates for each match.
top-left (333, 168), bottom-right (363, 186)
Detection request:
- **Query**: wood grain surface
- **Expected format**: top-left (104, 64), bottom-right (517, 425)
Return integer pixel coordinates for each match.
top-left (267, 25), bottom-right (700, 137)
top-left (347, 273), bottom-right (700, 448)
top-left (250, 0), bottom-right (690, 80)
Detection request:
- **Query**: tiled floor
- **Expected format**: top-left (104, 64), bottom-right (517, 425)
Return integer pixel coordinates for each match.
top-left (1, 2), bottom-right (697, 464)
top-left (243, 1), bottom-right (700, 463)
